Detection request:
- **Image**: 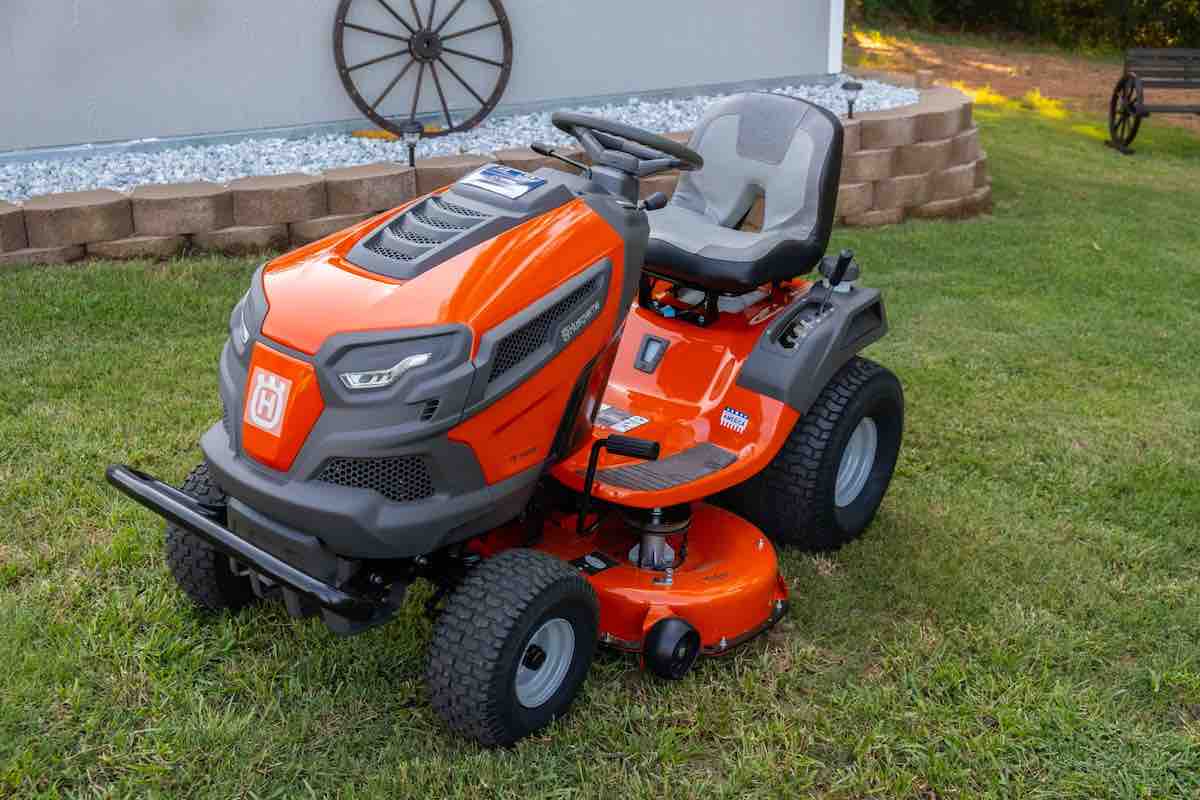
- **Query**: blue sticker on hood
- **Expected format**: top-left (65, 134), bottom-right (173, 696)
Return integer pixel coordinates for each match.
top-left (458, 164), bottom-right (547, 199)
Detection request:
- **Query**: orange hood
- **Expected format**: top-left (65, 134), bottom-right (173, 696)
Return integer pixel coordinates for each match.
top-left (259, 198), bottom-right (624, 357)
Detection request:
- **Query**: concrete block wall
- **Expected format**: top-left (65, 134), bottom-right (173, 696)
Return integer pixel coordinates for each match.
top-left (836, 86), bottom-right (992, 227)
top-left (0, 87), bottom-right (990, 267)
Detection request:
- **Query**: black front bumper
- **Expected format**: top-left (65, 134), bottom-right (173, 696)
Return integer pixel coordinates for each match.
top-left (200, 424), bottom-right (541, 560)
top-left (106, 464), bottom-right (385, 622)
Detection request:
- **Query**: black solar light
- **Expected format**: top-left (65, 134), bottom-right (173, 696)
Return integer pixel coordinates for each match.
top-left (400, 120), bottom-right (424, 168)
top-left (842, 81), bottom-right (863, 120)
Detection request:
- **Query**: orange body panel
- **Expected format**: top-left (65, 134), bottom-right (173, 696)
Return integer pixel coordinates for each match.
top-left (447, 368), bottom-right (587, 484)
top-left (475, 504), bottom-right (788, 652)
top-left (241, 343), bottom-right (325, 472)
top-left (226, 185), bottom-right (802, 659)
top-left (443, 207), bottom-right (628, 484)
top-left (249, 185), bottom-right (809, 505)
top-left (259, 198), bottom-right (619, 357)
top-left (549, 281), bottom-right (812, 507)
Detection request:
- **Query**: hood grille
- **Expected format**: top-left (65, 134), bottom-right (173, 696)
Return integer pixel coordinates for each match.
top-left (434, 198), bottom-right (488, 218)
top-left (316, 456), bottom-right (434, 503)
top-left (365, 195), bottom-right (492, 263)
top-left (489, 276), bottom-right (600, 383)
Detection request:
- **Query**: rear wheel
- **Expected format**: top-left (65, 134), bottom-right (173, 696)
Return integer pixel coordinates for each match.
top-left (720, 357), bottom-right (904, 550)
top-left (426, 549), bottom-right (598, 747)
top-left (164, 463), bottom-right (255, 612)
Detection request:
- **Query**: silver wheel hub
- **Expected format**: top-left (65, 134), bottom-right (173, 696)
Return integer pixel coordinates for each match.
top-left (835, 417), bottom-right (878, 508)
top-left (515, 618), bottom-right (575, 708)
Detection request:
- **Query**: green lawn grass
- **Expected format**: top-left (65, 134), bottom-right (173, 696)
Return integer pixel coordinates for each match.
top-left (3, 104), bottom-right (1200, 799)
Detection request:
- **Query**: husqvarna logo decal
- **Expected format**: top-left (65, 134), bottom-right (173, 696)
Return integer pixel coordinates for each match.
top-left (245, 368), bottom-right (292, 436)
top-left (560, 300), bottom-right (601, 344)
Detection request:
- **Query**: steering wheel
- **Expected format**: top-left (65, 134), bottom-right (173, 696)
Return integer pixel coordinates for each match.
top-left (552, 112), bottom-right (704, 178)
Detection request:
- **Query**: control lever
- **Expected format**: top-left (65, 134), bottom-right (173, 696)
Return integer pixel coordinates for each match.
top-left (577, 435), bottom-right (661, 535)
top-left (819, 249), bottom-right (858, 287)
top-left (639, 191), bottom-right (669, 212)
top-left (531, 142), bottom-right (592, 178)
top-left (603, 435), bottom-right (661, 460)
top-left (816, 248), bottom-right (859, 317)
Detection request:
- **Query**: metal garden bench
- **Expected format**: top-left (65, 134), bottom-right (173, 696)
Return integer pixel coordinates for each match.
top-left (1109, 48), bottom-right (1200, 153)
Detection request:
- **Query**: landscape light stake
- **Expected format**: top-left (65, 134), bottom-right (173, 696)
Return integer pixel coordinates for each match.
top-left (401, 119), bottom-right (424, 168)
top-left (842, 80), bottom-right (863, 119)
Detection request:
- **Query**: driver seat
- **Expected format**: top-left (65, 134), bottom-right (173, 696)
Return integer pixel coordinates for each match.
top-left (645, 92), bottom-right (844, 293)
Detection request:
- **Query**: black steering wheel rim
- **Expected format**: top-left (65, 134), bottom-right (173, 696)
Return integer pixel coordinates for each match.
top-left (551, 112), bottom-right (703, 171)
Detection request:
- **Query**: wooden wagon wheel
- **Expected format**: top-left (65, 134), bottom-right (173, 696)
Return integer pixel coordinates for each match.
top-left (1108, 74), bottom-right (1143, 152)
top-left (334, 0), bottom-right (513, 137)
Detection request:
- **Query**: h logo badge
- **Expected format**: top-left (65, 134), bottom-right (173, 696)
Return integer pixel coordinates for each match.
top-left (245, 368), bottom-right (292, 436)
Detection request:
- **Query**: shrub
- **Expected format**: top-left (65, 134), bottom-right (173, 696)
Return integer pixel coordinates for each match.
top-left (850, 0), bottom-right (1200, 49)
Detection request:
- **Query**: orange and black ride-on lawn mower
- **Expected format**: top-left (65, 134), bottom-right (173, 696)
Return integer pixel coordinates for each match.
top-left (108, 93), bottom-right (904, 746)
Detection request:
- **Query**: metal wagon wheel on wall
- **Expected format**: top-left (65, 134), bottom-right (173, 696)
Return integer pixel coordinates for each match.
top-left (1108, 74), bottom-right (1143, 151)
top-left (334, 0), bottom-right (513, 137)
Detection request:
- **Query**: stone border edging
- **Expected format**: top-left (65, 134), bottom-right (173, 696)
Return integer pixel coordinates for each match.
top-left (0, 84), bottom-right (989, 267)
top-left (837, 83), bottom-right (992, 226)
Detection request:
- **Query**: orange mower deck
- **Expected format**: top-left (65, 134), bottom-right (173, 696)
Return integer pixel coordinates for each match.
top-left (474, 503), bottom-right (789, 656)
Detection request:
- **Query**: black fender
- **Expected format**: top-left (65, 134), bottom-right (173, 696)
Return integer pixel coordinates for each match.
top-left (736, 285), bottom-right (888, 417)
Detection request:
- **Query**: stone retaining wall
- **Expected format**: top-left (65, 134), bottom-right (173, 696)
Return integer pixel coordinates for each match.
top-left (836, 85), bottom-right (991, 226)
top-left (0, 86), bottom-right (989, 267)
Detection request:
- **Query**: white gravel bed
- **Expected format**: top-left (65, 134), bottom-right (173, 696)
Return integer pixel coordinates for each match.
top-left (0, 76), bottom-right (916, 203)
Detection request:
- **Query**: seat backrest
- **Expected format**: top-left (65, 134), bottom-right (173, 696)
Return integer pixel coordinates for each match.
top-left (671, 92), bottom-right (843, 242)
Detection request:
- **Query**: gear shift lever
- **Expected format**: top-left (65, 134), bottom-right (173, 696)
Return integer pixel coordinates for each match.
top-left (820, 249), bottom-right (858, 288)
top-left (818, 249), bottom-right (859, 316)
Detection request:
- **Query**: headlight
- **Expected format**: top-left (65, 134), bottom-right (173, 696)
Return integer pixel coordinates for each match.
top-left (339, 353), bottom-right (432, 390)
top-left (231, 291), bottom-right (252, 350)
top-left (236, 303), bottom-right (251, 346)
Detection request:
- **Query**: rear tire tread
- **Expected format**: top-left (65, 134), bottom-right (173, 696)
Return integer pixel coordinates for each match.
top-left (721, 357), bottom-right (900, 550)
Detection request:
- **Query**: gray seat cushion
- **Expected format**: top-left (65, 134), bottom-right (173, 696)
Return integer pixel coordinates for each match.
top-left (645, 92), bottom-right (843, 292)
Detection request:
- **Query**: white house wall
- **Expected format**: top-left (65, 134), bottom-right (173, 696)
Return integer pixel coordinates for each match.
top-left (2, 0), bottom-right (839, 152)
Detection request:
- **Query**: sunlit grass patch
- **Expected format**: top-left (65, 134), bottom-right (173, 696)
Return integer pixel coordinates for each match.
top-left (1021, 88), bottom-right (1068, 119)
top-left (948, 80), bottom-right (1013, 108)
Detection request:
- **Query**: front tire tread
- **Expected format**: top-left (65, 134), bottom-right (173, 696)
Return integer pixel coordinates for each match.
top-left (164, 463), bottom-right (255, 612)
top-left (426, 549), bottom-right (598, 747)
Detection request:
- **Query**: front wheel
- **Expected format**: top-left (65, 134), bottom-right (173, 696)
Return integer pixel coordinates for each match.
top-left (426, 549), bottom-right (599, 747)
top-left (720, 357), bottom-right (904, 550)
top-left (164, 463), bottom-right (256, 612)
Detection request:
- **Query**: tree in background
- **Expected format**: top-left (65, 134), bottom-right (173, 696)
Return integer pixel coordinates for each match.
top-left (850, 0), bottom-right (1200, 49)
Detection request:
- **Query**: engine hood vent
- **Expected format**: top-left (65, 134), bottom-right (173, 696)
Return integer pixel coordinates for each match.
top-left (345, 168), bottom-right (577, 281)
top-left (365, 195), bottom-right (491, 263)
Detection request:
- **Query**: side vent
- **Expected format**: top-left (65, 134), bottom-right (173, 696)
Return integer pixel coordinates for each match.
top-left (365, 195), bottom-right (492, 263)
top-left (419, 398), bottom-right (440, 422)
top-left (488, 276), bottom-right (600, 384)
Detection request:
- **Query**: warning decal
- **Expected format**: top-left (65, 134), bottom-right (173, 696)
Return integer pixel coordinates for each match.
top-left (595, 403), bottom-right (649, 433)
